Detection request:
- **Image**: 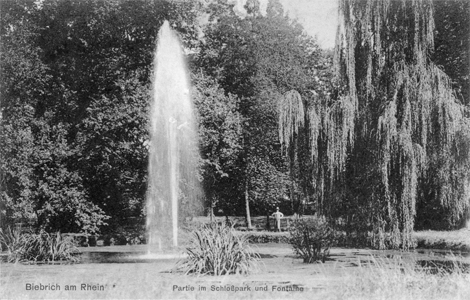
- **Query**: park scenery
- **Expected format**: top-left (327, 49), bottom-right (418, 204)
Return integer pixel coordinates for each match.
top-left (1, 0), bottom-right (469, 299)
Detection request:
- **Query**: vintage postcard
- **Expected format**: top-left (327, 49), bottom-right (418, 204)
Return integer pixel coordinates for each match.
top-left (1, 0), bottom-right (469, 299)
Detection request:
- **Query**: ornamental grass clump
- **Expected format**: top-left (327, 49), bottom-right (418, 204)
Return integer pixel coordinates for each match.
top-left (178, 222), bottom-right (259, 275)
top-left (0, 228), bottom-right (80, 263)
top-left (289, 216), bottom-right (335, 263)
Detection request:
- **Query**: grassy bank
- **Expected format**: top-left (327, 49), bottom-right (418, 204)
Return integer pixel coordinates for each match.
top-left (237, 230), bottom-right (470, 252)
top-left (191, 216), bottom-right (470, 251)
top-left (414, 229), bottom-right (470, 252)
top-left (338, 255), bottom-right (470, 300)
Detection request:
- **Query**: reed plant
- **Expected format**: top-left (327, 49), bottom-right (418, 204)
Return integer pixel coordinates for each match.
top-left (0, 228), bottom-right (80, 263)
top-left (0, 227), bottom-right (24, 261)
top-left (177, 222), bottom-right (259, 275)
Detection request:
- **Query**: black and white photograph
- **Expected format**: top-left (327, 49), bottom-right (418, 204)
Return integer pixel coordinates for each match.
top-left (1, 0), bottom-right (469, 299)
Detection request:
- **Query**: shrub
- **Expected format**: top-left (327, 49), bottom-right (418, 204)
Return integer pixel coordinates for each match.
top-left (288, 216), bottom-right (335, 263)
top-left (177, 222), bottom-right (259, 275)
top-left (110, 226), bottom-right (145, 246)
top-left (0, 228), bottom-right (80, 263)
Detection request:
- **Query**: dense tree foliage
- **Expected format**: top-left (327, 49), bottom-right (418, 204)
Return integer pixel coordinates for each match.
top-left (192, 73), bottom-right (243, 216)
top-left (432, 0), bottom-right (469, 105)
top-left (195, 0), bottom-right (325, 223)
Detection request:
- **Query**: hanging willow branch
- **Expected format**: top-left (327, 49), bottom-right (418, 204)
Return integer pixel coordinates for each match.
top-left (308, 102), bottom-right (321, 163)
top-left (278, 90), bottom-right (307, 214)
top-left (278, 90), bottom-right (305, 155)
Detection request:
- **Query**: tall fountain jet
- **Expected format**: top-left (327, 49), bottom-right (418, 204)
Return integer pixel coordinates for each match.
top-left (147, 21), bottom-right (200, 252)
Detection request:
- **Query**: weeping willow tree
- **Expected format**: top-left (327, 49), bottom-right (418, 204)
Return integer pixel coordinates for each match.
top-left (290, 0), bottom-right (470, 249)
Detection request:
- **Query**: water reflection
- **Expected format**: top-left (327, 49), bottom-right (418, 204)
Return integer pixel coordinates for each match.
top-left (79, 252), bottom-right (184, 264)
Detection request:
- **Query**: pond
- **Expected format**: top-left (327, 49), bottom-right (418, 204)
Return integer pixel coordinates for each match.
top-left (76, 243), bottom-right (470, 274)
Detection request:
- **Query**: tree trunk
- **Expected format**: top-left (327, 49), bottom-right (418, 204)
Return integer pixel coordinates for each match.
top-left (209, 204), bottom-right (214, 223)
top-left (245, 178), bottom-right (252, 229)
top-left (289, 158), bottom-right (295, 213)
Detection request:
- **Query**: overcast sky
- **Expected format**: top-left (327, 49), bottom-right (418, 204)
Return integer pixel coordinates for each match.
top-left (279, 0), bottom-right (338, 49)
top-left (230, 0), bottom-right (338, 49)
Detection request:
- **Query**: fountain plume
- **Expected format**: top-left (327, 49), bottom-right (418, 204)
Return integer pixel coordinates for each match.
top-left (146, 20), bottom-right (201, 252)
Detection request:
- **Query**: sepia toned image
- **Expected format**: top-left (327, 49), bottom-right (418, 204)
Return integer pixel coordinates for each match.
top-left (1, 0), bottom-right (469, 299)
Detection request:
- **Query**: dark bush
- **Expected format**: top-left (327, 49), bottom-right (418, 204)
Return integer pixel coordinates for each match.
top-left (288, 216), bottom-right (335, 263)
top-left (242, 232), bottom-right (290, 243)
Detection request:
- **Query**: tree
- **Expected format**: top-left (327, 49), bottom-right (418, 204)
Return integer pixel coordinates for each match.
top-left (31, 121), bottom-right (108, 233)
top-left (196, 0), bottom-right (323, 223)
top-left (310, 0), bottom-right (470, 249)
top-left (0, 1), bottom-right (108, 233)
top-left (0, 1), bottom-right (43, 227)
top-left (75, 76), bottom-right (150, 230)
top-left (192, 72), bottom-right (243, 218)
